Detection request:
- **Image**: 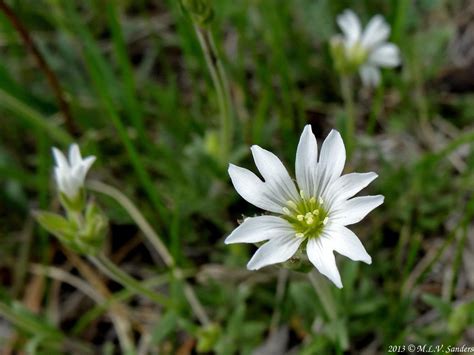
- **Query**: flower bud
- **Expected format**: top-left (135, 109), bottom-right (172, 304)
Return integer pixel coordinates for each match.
top-left (196, 323), bottom-right (221, 352)
top-left (52, 144), bottom-right (95, 211)
top-left (34, 201), bottom-right (107, 256)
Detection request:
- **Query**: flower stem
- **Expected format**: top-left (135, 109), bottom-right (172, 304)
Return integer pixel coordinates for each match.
top-left (31, 263), bottom-right (135, 354)
top-left (87, 180), bottom-right (211, 326)
top-left (308, 270), bottom-right (337, 320)
top-left (194, 25), bottom-right (233, 164)
top-left (88, 253), bottom-right (171, 308)
top-left (308, 270), bottom-right (348, 350)
top-left (340, 75), bottom-right (356, 158)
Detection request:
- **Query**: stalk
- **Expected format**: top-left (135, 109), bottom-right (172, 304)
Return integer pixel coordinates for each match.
top-left (88, 253), bottom-right (171, 308)
top-left (308, 270), bottom-right (349, 350)
top-left (194, 25), bottom-right (233, 164)
top-left (340, 75), bottom-right (356, 158)
top-left (88, 180), bottom-right (211, 326)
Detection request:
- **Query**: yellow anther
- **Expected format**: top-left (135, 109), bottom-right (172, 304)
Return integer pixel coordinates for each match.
top-left (319, 197), bottom-right (323, 204)
top-left (323, 217), bottom-right (329, 225)
top-left (304, 212), bottom-right (314, 225)
top-left (282, 207), bottom-right (291, 215)
top-left (297, 214), bottom-right (304, 221)
top-left (295, 232), bottom-right (305, 238)
top-left (309, 197), bottom-right (316, 204)
top-left (286, 201), bottom-right (298, 210)
top-left (299, 190), bottom-right (305, 199)
top-left (312, 209), bottom-right (319, 216)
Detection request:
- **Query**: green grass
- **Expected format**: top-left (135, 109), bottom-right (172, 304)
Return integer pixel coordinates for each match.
top-left (1, 0), bottom-right (473, 353)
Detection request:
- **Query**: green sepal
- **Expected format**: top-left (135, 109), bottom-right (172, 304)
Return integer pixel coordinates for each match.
top-left (280, 244), bottom-right (314, 273)
top-left (329, 37), bottom-right (368, 76)
top-left (59, 189), bottom-right (85, 213)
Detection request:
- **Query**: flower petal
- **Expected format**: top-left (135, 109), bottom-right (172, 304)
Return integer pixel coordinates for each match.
top-left (359, 65), bottom-right (381, 87)
top-left (228, 164), bottom-right (284, 213)
top-left (295, 125), bottom-right (318, 197)
top-left (52, 147), bottom-right (69, 170)
top-left (71, 164), bottom-right (85, 184)
top-left (80, 156), bottom-right (96, 181)
top-left (324, 172), bottom-right (378, 206)
top-left (317, 130), bottom-right (346, 195)
top-left (337, 9), bottom-right (361, 46)
top-left (247, 234), bottom-right (303, 270)
top-left (68, 144), bottom-right (82, 167)
top-left (54, 168), bottom-right (66, 192)
top-left (331, 195), bottom-right (384, 226)
top-left (361, 14), bottom-right (390, 49)
top-left (369, 43), bottom-right (400, 67)
top-left (307, 237), bottom-right (343, 288)
top-left (325, 225), bottom-right (371, 264)
top-left (225, 216), bottom-right (294, 244)
top-left (251, 145), bottom-right (299, 202)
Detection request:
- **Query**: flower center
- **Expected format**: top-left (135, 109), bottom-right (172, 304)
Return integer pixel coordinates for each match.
top-left (346, 41), bottom-right (368, 67)
top-left (282, 190), bottom-right (329, 240)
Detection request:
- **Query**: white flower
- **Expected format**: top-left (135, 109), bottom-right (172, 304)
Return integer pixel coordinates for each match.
top-left (334, 9), bottom-right (400, 86)
top-left (225, 126), bottom-right (383, 288)
top-left (52, 144), bottom-right (96, 200)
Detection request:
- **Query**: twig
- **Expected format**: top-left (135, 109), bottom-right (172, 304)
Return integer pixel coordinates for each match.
top-left (0, 0), bottom-right (78, 135)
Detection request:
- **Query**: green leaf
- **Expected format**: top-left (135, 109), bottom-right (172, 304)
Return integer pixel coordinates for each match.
top-left (196, 323), bottom-right (221, 353)
top-left (150, 311), bottom-right (178, 345)
top-left (421, 293), bottom-right (451, 318)
top-left (33, 211), bottom-right (73, 238)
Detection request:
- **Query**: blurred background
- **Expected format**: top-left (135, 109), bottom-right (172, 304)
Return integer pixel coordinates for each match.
top-left (0, 0), bottom-right (474, 353)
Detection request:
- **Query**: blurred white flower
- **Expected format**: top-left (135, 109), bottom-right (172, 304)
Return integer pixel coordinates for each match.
top-left (52, 144), bottom-right (96, 200)
top-left (226, 125), bottom-right (383, 288)
top-left (332, 9), bottom-right (400, 86)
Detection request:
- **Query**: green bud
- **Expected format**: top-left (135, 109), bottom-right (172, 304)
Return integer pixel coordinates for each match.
top-left (196, 323), bottom-right (221, 353)
top-left (34, 201), bottom-right (108, 256)
top-left (82, 202), bottom-right (108, 249)
top-left (180, 0), bottom-right (214, 26)
top-left (448, 303), bottom-right (471, 335)
top-left (203, 129), bottom-right (220, 160)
